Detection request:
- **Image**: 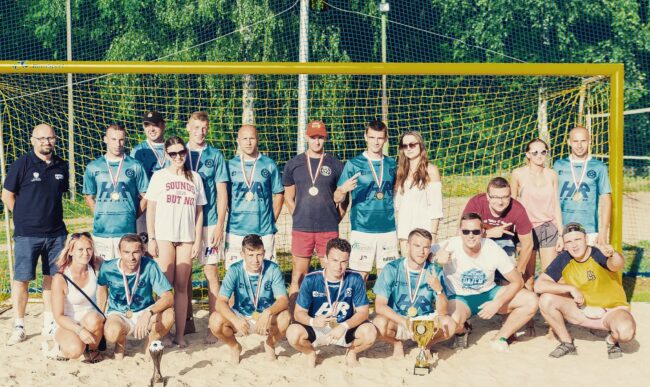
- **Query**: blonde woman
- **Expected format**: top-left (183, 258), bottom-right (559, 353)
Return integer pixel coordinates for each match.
top-left (394, 131), bottom-right (443, 255)
top-left (51, 232), bottom-right (104, 362)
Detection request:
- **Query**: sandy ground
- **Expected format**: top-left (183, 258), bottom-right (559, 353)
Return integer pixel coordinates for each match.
top-left (1, 303), bottom-right (648, 387)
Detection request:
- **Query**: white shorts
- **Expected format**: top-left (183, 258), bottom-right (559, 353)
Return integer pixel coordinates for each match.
top-left (311, 325), bottom-right (351, 348)
top-left (136, 212), bottom-right (147, 234)
top-left (233, 310), bottom-right (259, 336)
top-left (349, 230), bottom-right (399, 272)
top-left (200, 225), bottom-right (224, 265)
top-left (394, 313), bottom-right (437, 341)
top-left (93, 236), bottom-right (121, 261)
top-left (107, 307), bottom-right (152, 338)
top-left (224, 233), bottom-right (276, 269)
top-left (586, 233), bottom-right (598, 246)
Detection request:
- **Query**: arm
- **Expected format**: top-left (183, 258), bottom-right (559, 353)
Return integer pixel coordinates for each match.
top-left (84, 195), bottom-right (96, 213)
top-left (477, 268), bottom-right (523, 319)
top-left (149, 290), bottom-right (174, 315)
top-left (534, 273), bottom-right (583, 305)
top-left (515, 232), bottom-right (534, 273)
top-left (216, 294), bottom-right (250, 335)
top-left (138, 197), bottom-right (147, 217)
top-left (337, 195), bottom-right (350, 219)
top-left (597, 194), bottom-right (612, 245)
top-left (96, 285), bottom-right (108, 313)
top-left (272, 192), bottom-right (284, 221)
top-left (375, 295), bottom-right (409, 328)
top-left (552, 172), bottom-right (564, 251)
top-left (212, 182), bottom-right (228, 247)
top-left (191, 205), bottom-right (204, 258)
top-left (598, 245), bottom-right (625, 272)
top-left (53, 275), bottom-right (97, 345)
top-left (134, 290), bottom-right (174, 340)
top-left (283, 185), bottom-right (296, 215)
top-left (1, 189), bottom-right (15, 212)
top-left (146, 200), bottom-right (158, 257)
top-left (510, 168), bottom-right (521, 199)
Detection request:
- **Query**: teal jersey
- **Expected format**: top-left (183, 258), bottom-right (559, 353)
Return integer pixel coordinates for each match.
top-left (553, 157), bottom-right (612, 233)
top-left (226, 154), bottom-right (284, 236)
top-left (185, 145), bottom-right (229, 226)
top-left (97, 257), bottom-right (172, 314)
top-left (130, 141), bottom-right (168, 180)
top-left (82, 155), bottom-right (148, 237)
top-left (218, 260), bottom-right (287, 316)
top-left (373, 257), bottom-right (440, 317)
top-left (337, 153), bottom-right (396, 233)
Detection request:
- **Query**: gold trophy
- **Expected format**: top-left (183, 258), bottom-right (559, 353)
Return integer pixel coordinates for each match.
top-left (412, 317), bottom-right (441, 376)
top-left (149, 340), bottom-right (165, 386)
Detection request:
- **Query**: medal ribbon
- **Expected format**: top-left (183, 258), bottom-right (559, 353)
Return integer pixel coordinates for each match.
top-left (105, 155), bottom-right (124, 194)
top-left (404, 260), bottom-right (425, 309)
top-left (323, 269), bottom-right (345, 317)
top-left (366, 153), bottom-right (384, 193)
top-left (245, 267), bottom-right (264, 311)
top-left (240, 154), bottom-right (260, 193)
top-left (146, 140), bottom-right (166, 168)
top-left (186, 142), bottom-right (205, 172)
top-left (120, 261), bottom-right (141, 310)
top-left (305, 152), bottom-right (325, 188)
top-left (569, 155), bottom-right (590, 195)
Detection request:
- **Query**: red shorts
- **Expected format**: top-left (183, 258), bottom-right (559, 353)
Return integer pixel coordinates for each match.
top-left (291, 230), bottom-right (339, 258)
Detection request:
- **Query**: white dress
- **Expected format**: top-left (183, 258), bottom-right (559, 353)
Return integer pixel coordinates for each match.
top-left (395, 180), bottom-right (443, 239)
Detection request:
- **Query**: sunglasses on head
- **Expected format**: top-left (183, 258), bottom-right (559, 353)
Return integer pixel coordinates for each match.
top-left (461, 229), bottom-right (482, 235)
top-left (71, 232), bottom-right (92, 239)
top-left (529, 150), bottom-right (548, 156)
top-left (167, 149), bottom-right (187, 158)
top-left (400, 142), bottom-right (419, 150)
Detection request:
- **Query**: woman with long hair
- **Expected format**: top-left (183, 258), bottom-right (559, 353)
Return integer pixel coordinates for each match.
top-left (51, 232), bottom-right (104, 362)
top-left (394, 131), bottom-right (443, 255)
top-left (145, 136), bottom-right (207, 347)
top-left (511, 138), bottom-right (563, 287)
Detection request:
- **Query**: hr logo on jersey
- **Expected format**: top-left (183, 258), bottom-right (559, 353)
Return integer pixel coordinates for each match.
top-left (460, 268), bottom-right (487, 290)
top-left (395, 294), bottom-right (430, 312)
top-left (233, 182), bottom-right (266, 199)
top-left (314, 301), bottom-right (351, 317)
top-left (98, 182), bottom-right (129, 200)
top-left (559, 182), bottom-right (589, 200)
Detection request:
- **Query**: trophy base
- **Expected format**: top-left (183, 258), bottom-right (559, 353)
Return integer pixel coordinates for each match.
top-left (413, 365), bottom-right (430, 376)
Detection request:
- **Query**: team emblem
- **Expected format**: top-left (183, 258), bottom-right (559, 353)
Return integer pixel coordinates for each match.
top-left (587, 170), bottom-right (597, 179)
top-left (125, 168), bottom-right (135, 178)
top-left (320, 166), bottom-right (332, 176)
top-left (261, 168), bottom-right (270, 178)
top-left (205, 159), bottom-right (214, 168)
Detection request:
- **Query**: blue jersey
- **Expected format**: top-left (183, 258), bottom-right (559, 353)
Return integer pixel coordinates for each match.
top-left (337, 153), bottom-right (396, 233)
top-left (373, 257), bottom-right (440, 317)
top-left (297, 270), bottom-right (369, 322)
top-left (82, 155), bottom-right (149, 237)
top-left (185, 145), bottom-right (229, 227)
top-left (553, 157), bottom-right (612, 233)
top-left (130, 141), bottom-right (168, 180)
top-left (219, 260), bottom-right (287, 316)
top-left (97, 257), bottom-right (172, 314)
top-left (226, 154), bottom-right (284, 236)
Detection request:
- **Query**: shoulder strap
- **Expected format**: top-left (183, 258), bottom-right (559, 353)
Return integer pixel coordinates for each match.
top-left (62, 273), bottom-right (106, 320)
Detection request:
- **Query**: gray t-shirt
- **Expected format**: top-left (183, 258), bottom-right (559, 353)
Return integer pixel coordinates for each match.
top-left (282, 153), bottom-right (344, 232)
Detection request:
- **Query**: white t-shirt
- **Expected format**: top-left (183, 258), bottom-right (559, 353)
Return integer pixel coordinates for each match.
top-left (432, 236), bottom-right (514, 296)
top-left (144, 169), bottom-right (207, 242)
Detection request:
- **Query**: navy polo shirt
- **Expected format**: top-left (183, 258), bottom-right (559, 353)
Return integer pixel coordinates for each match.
top-left (3, 151), bottom-right (69, 237)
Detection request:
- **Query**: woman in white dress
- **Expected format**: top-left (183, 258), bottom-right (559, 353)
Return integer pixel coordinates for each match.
top-left (51, 232), bottom-right (104, 362)
top-left (394, 131), bottom-right (443, 255)
top-left (146, 136), bottom-right (206, 347)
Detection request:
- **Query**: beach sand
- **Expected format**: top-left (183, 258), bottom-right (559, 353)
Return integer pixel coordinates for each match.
top-left (1, 303), bottom-right (648, 387)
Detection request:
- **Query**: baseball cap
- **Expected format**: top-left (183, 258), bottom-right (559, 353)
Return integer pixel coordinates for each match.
top-left (306, 120), bottom-right (327, 138)
top-left (143, 111), bottom-right (164, 125)
top-left (563, 222), bottom-right (586, 235)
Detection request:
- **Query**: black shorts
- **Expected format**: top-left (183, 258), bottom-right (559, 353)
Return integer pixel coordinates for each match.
top-left (300, 323), bottom-right (359, 345)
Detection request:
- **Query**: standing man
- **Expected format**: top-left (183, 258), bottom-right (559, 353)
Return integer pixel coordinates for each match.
top-left (283, 120), bottom-right (347, 310)
top-left (185, 111), bottom-right (229, 343)
top-left (2, 124), bottom-right (69, 344)
top-left (554, 126), bottom-right (612, 246)
top-left (131, 110), bottom-right (167, 234)
top-left (83, 124), bottom-right (148, 261)
top-left (334, 120), bottom-right (398, 279)
top-left (224, 125), bottom-right (284, 267)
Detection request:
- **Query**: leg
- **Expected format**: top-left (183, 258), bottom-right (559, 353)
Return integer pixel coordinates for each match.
top-left (209, 311), bottom-right (242, 364)
top-left (604, 309), bottom-right (636, 344)
top-left (43, 235), bottom-right (67, 329)
top-left (372, 315), bottom-right (404, 358)
top-left (265, 310), bottom-right (291, 360)
top-left (173, 243), bottom-right (194, 347)
top-left (104, 315), bottom-right (130, 360)
top-left (147, 307), bottom-right (175, 351)
top-left (497, 288), bottom-right (538, 339)
top-left (286, 323), bottom-right (317, 368)
top-left (54, 326), bottom-right (87, 359)
top-left (80, 311), bottom-right (105, 350)
top-left (203, 263), bottom-right (221, 344)
top-left (346, 322), bottom-right (377, 366)
top-left (538, 293), bottom-right (585, 343)
top-left (539, 247), bottom-right (558, 272)
top-left (11, 280), bottom-right (29, 321)
top-left (185, 274), bottom-right (195, 334)
top-left (156, 241), bottom-right (177, 285)
top-left (289, 255), bottom-right (311, 317)
top-left (523, 249), bottom-right (537, 291)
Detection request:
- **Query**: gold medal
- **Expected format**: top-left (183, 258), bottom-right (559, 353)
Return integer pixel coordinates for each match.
top-left (308, 186), bottom-right (319, 196)
top-left (407, 306), bottom-right (418, 317)
top-left (375, 191), bottom-right (384, 200)
top-left (110, 191), bottom-right (120, 201)
top-left (245, 191), bottom-right (255, 201)
top-left (251, 311), bottom-right (260, 321)
top-left (573, 191), bottom-right (583, 201)
top-left (125, 309), bottom-right (133, 319)
top-left (328, 320), bottom-right (339, 329)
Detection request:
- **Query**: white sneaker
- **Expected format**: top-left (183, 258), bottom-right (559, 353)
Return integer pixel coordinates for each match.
top-left (7, 325), bottom-right (26, 346)
top-left (490, 337), bottom-right (510, 353)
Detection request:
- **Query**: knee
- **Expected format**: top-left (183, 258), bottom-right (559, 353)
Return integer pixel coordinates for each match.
top-left (372, 316), bottom-right (389, 336)
top-left (161, 308), bottom-right (175, 328)
top-left (538, 293), bottom-right (556, 313)
top-left (286, 324), bottom-right (306, 345)
top-left (208, 311), bottom-right (224, 333)
top-left (521, 290), bottom-right (539, 314)
top-left (356, 323), bottom-right (378, 344)
top-left (104, 320), bottom-right (123, 342)
top-left (613, 319), bottom-right (636, 343)
top-left (84, 312), bottom-right (105, 332)
top-left (276, 310), bottom-right (291, 330)
top-left (203, 265), bottom-right (219, 281)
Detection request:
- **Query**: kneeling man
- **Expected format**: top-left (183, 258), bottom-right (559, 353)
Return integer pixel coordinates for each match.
top-left (535, 222), bottom-right (635, 359)
top-left (287, 238), bottom-right (376, 367)
top-left (435, 213), bottom-right (538, 352)
top-left (373, 228), bottom-right (456, 358)
top-left (209, 234), bottom-right (290, 364)
top-left (97, 233), bottom-right (174, 360)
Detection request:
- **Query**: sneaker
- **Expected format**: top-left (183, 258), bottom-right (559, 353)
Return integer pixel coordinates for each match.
top-left (451, 322), bottom-right (471, 349)
top-left (7, 325), bottom-right (26, 346)
top-left (491, 337), bottom-right (510, 352)
top-left (607, 342), bottom-right (623, 359)
top-left (549, 341), bottom-right (577, 358)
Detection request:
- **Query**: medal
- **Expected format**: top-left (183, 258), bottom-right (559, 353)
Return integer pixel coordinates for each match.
top-left (240, 154), bottom-right (260, 202)
top-left (186, 142), bottom-right (205, 172)
top-left (125, 309), bottom-right (133, 319)
top-left (251, 311), bottom-right (260, 321)
top-left (245, 265), bottom-right (264, 320)
top-left (323, 269), bottom-right (345, 327)
top-left (366, 153), bottom-right (384, 201)
top-left (105, 155), bottom-right (124, 202)
top-left (120, 259), bottom-right (141, 318)
top-left (146, 140), bottom-right (166, 169)
top-left (573, 191), bottom-right (583, 201)
top-left (569, 155), bottom-right (590, 202)
top-left (404, 260), bottom-right (425, 318)
top-left (328, 321), bottom-right (339, 329)
top-left (305, 152), bottom-right (325, 197)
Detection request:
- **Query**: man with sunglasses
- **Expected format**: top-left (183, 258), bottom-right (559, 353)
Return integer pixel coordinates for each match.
top-left (2, 124), bottom-right (69, 344)
top-left (433, 213), bottom-right (538, 352)
top-left (553, 126), bottom-right (612, 246)
top-left (83, 124), bottom-right (149, 262)
top-left (535, 223), bottom-right (634, 359)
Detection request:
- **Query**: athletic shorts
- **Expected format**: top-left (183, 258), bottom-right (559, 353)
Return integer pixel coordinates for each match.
top-left (394, 313), bottom-right (437, 341)
top-left (291, 230), bottom-right (339, 258)
top-left (349, 230), bottom-right (399, 272)
top-left (107, 306), bottom-right (153, 338)
top-left (299, 323), bottom-right (360, 348)
top-left (577, 305), bottom-right (631, 331)
top-left (224, 233), bottom-right (276, 269)
top-left (200, 225), bottom-right (224, 265)
top-left (232, 310), bottom-right (260, 336)
top-left (450, 286), bottom-right (503, 316)
top-left (13, 235), bottom-right (66, 281)
top-left (532, 222), bottom-right (559, 250)
top-left (93, 236), bottom-right (121, 261)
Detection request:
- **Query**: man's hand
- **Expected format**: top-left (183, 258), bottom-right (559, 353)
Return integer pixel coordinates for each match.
top-left (569, 287), bottom-right (584, 307)
top-left (233, 315), bottom-right (251, 336)
top-left (326, 324), bottom-right (347, 342)
top-left (255, 309), bottom-right (272, 335)
top-left (191, 240), bottom-right (201, 259)
top-left (133, 311), bottom-right (152, 340)
top-left (477, 300), bottom-right (502, 320)
top-left (311, 315), bottom-right (334, 329)
top-left (425, 270), bottom-right (443, 293)
top-left (339, 172), bottom-right (360, 193)
top-left (485, 223), bottom-right (514, 239)
top-left (210, 223), bottom-right (224, 248)
top-left (596, 233), bottom-right (608, 247)
top-left (148, 240), bottom-right (159, 258)
top-left (597, 244), bottom-right (615, 258)
top-left (434, 242), bottom-right (452, 265)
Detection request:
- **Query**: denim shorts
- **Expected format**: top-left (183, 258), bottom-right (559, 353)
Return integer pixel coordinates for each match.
top-left (13, 235), bottom-right (67, 281)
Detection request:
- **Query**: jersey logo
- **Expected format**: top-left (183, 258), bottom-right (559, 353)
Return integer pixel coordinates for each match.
top-left (587, 170), bottom-right (597, 179)
top-left (586, 270), bottom-right (596, 281)
top-left (460, 268), bottom-right (488, 290)
top-left (205, 159), bottom-right (214, 168)
top-left (394, 294), bottom-right (431, 312)
top-left (314, 301), bottom-right (351, 317)
top-left (98, 181), bottom-right (130, 200)
top-left (559, 181), bottom-right (590, 200)
top-left (264, 281), bottom-right (272, 291)
top-left (31, 172), bottom-right (41, 182)
top-left (321, 166), bottom-right (331, 176)
top-left (125, 168), bottom-right (135, 178)
top-left (261, 168), bottom-right (270, 178)
top-left (55, 173), bottom-right (64, 180)
top-left (312, 291), bottom-right (325, 297)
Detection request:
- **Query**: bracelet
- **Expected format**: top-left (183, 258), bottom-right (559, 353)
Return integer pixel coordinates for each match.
top-left (308, 317), bottom-right (314, 327)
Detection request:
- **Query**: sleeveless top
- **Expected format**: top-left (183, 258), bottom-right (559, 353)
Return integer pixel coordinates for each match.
top-left (395, 180), bottom-right (443, 239)
top-left (517, 167), bottom-right (557, 228)
top-left (63, 265), bottom-right (98, 318)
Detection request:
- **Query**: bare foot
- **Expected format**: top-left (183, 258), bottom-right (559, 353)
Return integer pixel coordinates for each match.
top-left (162, 334), bottom-right (173, 347)
top-left (114, 342), bottom-right (126, 361)
top-left (263, 340), bottom-right (277, 361)
top-left (392, 342), bottom-right (405, 359)
top-left (229, 343), bottom-right (242, 365)
top-left (204, 331), bottom-right (218, 345)
top-left (345, 350), bottom-right (360, 367)
top-left (305, 350), bottom-right (317, 368)
top-left (174, 336), bottom-right (188, 348)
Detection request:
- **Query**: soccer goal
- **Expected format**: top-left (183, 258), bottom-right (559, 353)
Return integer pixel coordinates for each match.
top-left (0, 61), bottom-right (624, 301)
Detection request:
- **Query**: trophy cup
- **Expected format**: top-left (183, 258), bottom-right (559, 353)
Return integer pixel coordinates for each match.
top-left (412, 318), bottom-right (441, 376)
top-left (149, 340), bottom-right (165, 386)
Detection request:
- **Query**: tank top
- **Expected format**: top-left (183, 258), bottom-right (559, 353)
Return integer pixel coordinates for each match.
top-left (518, 167), bottom-right (557, 227)
top-left (63, 265), bottom-right (98, 318)
top-left (395, 180), bottom-right (443, 239)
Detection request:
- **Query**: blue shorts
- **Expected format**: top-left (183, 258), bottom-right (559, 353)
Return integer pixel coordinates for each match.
top-left (13, 235), bottom-right (67, 281)
top-left (450, 286), bottom-right (502, 316)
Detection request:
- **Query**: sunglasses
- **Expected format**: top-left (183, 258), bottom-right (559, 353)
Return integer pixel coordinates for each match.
top-left (167, 149), bottom-right (187, 158)
top-left (400, 142), bottom-right (419, 150)
top-left (71, 232), bottom-right (92, 239)
top-left (529, 150), bottom-right (548, 156)
top-left (461, 229), bottom-right (482, 235)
